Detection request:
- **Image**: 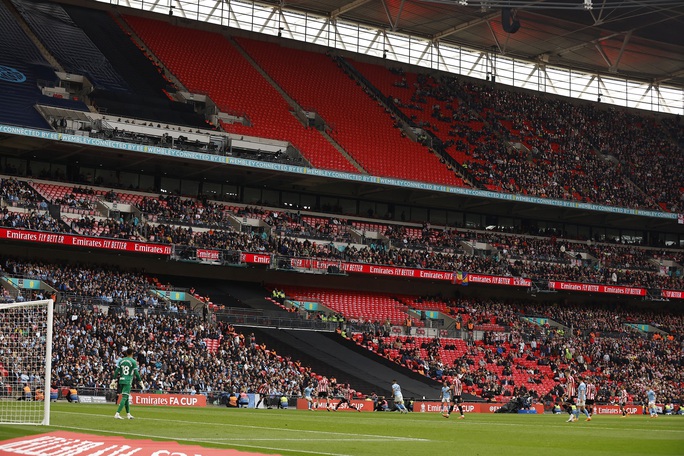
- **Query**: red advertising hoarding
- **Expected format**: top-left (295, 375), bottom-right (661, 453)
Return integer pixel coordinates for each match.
top-left (662, 290), bottom-right (684, 299)
top-left (279, 257), bottom-right (532, 286)
top-left (414, 401), bottom-right (543, 414)
top-left (197, 248), bottom-right (220, 261)
top-left (127, 393), bottom-right (207, 407)
top-left (0, 432), bottom-right (266, 456)
top-left (547, 280), bottom-right (647, 296)
top-left (296, 398), bottom-right (374, 412)
top-left (240, 252), bottom-right (271, 264)
top-left (0, 228), bottom-right (172, 255)
top-left (468, 274), bottom-right (531, 287)
top-left (593, 404), bottom-right (644, 415)
top-left (2, 226), bottom-right (681, 299)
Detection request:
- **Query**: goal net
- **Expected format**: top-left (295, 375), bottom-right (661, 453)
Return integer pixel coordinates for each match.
top-left (0, 299), bottom-right (54, 425)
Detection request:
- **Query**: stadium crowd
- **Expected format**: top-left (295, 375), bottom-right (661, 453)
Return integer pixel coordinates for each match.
top-left (1, 209), bottom-right (62, 232)
top-left (0, 177), bottom-right (47, 209)
top-left (48, 308), bottom-right (310, 401)
top-left (376, 69), bottom-right (683, 212)
top-left (0, 258), bottom-right (158, 308)
top-left (355, 296), bottom-right (684, 407)
top-left (1, 253), bottom-right (682, 410)
top-left (1, 0), bottom-right (683, 422)
top-left (1, 179), bottom-right (683, 291)
top-left (140, 195), bottom-right (227, 227)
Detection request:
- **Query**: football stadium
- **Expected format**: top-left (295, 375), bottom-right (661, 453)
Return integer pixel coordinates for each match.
top-left (0, 0), bottom-right (683, 455)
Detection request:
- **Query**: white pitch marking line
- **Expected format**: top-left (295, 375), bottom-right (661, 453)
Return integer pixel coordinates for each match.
top-left (203, 438), bottom-right (415, 442)
top-left (55, 411), bottom-right (432, 442)
top-left (477, 421), bottom-right (684, 433)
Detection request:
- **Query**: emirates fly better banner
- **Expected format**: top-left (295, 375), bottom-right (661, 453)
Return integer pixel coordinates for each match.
top-left (0, 228), bottom-right (172, 255)
top-left (547, 280), bottom-right (646, 296)
top-left (2, 227), bottom-right (682, 299)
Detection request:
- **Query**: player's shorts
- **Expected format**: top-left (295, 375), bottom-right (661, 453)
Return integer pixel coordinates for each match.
top-left (119, 383), bottom-right (132, 396)
top-left (305, 396), bottom-right (312, 402)
top-left (453, 395), bottom-right (463, 404)
top-left (586, 399), bottom-right (595, 406)
top-left (317, 391), bottom-right (328, 398)
top-left (442, 398), bottom-right (451, 403)
top-left (394, 394), bottom-right (404, 404)
top-left (648, 401), bottom-right (655, 408)
top-left (576, 399), bottom-right (586, 407)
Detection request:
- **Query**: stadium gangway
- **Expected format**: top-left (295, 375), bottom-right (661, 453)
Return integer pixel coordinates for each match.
top-left (216, 312), bottom-right (340, 332)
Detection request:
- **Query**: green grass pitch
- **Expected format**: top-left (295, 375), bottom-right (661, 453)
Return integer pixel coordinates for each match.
top-left (0, 403), bottom-right (682, 456)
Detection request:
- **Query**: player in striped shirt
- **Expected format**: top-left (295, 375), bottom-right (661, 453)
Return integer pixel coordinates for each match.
top-left (564, 369), bottom-right (577, 399)
top-left (255, 380), bottom-right (270, 409)
top-left (450, 375), bottom-right (465, 419)
top-left (315, 375), bottom-right (330, 411)
top-left (618, 387), bottom-right (630, 417)
top-left (585, 378), bottom-right (597, 417)
top-left (563, 370), bottom-right (576, 422)
top-left (333, 384), bottom-right (361, 412)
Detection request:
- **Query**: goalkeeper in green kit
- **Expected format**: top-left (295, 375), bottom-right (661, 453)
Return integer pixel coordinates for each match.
top-left (114, 348), bottom-right (145, 420)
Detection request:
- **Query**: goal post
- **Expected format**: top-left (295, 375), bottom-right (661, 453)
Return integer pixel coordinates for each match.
top-left (0, 299), bottom-right (54, 425)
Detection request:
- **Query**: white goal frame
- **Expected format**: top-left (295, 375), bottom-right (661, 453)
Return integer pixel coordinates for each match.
top-left (0, 299), bottom-right (54, 425)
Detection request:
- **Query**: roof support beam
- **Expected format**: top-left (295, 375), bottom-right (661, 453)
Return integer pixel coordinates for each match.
top-left (610, 30), bottom-right (631, 73)
top-left (654, 68), bottom-right (684, 84)
top-left (330, 0), bottom-right (372, 19)
top-left (392, 0), bottom-right (406, 32)
top-left (594, 43), bottom-right (612, 69)
top-left (486, 20), bottom-right (502, 54)
top-left (431, 0), bottom-right (550, 42)
top-left (590, 0), bottom-right (609, 25)
top-left (380, 0), bottom-right (395, 31)
top-left (556, 32), bottom-right (622, 56)
top-left (556, 10), bottom-right (684, 57)
top-left (432, 12), bottom-right (499, 42)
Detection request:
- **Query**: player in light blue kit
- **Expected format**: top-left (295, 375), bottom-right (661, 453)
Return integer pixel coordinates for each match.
top-left (576, 376), bottom-right (591, 421)
top-left (391, 380), bottom-right (408, 414)
top-left (440, 381), bottom-right (452, 418)
top-left (646, 388), bottom-right (658, 418)
top-left (303, 385), bottom-right (314, 411)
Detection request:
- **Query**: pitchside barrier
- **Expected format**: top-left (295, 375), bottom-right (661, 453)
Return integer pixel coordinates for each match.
top-left (295, 398), bottom-right (375, 412)
top-left (414, 401), bottom-right (544, 414)
top-left (120, 393), bottom-right (285, 409)
top-left (292, 400), bottom-right (544, 413)
top-left (67, 392), bottom-right (654, 414)
top-left (292, 401), bottom-right (652, 414)
top-left (123, 393), bottom-right (208, 407)
top-left (412, 402), bottom-right (655, 415)
top-left (593, 405), bottom-right (646, 415)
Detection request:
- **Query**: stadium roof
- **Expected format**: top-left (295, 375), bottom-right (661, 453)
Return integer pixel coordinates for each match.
top-left (258, 0), bottom-right (684, 88)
